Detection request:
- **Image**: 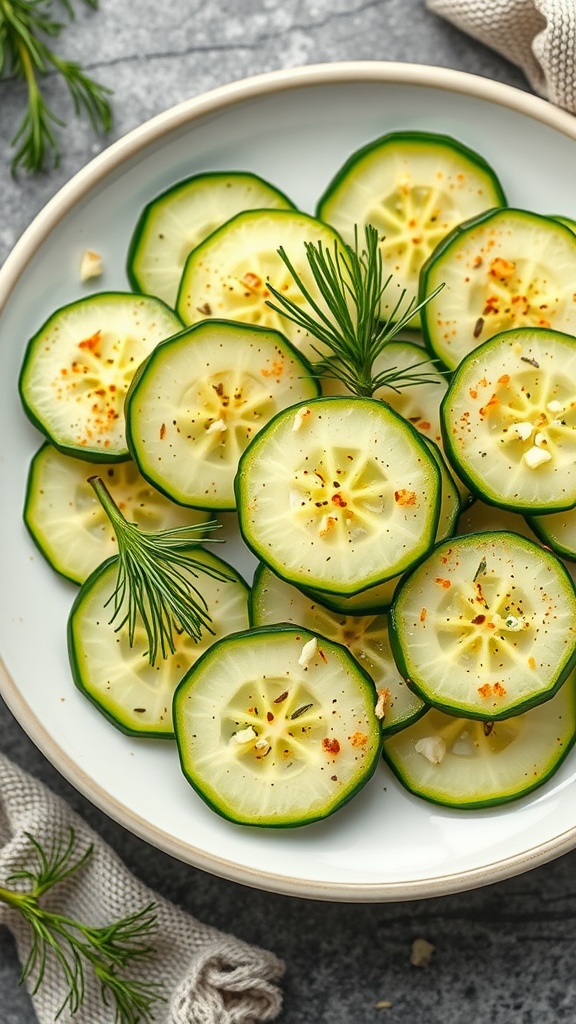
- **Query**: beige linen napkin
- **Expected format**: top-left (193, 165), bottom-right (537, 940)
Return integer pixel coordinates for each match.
top-left (426, 0), bottom-right (576, 113)
top-left (0, 753), bottom-right (284, 1024)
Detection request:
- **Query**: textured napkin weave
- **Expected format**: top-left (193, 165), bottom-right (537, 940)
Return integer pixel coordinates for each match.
top-left (0, 753), bottom-right (284, 1024)
top-left (426, 0), bottom-right (576, 114)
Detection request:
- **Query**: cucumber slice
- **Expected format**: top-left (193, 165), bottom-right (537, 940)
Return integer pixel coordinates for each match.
top-left (421, 208), bottom-right (576, 370)
top-left (528, 507), bottom-right (576, 562)
top-left (172, 624), bottom-right (382, 827)
top-left (125, 319), bottom-right (319, 511)
top-left (389, 531), bottom-right (576, 720)
top-left (127, 171), bottom-right (296, 308)
top-left (235, 395), bottom-right (441, 596)
top-left (176, 209), bottom-right (345, 361)
top-left (441, 327), bottom-right (576, 514)
top-left (250, 563), bottom-right (426, 735)
top-left (19, 292), bottom-right (183, 461)
top-left (24, 443), bottom-right (210, 584)
top-left (317, 130), bottom-right (506, 325)
top-left (383, 669), bottom-right (576, 808)
top-left (68, 548), bottom-right (250, 737)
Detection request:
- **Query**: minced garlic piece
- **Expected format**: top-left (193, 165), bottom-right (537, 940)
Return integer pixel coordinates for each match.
top-left (79, 249), bottom-right (103, 281)
top-left (206, 418), bottom-right (227, 434)
top-left (410, 937), bottom-right (435, 967)
top-left (512, 421), bottom-right (533, 441)
top-left (292, 407), bottom-right (311, 431)
top-left (546, 400), bottom-right (563, 414)
top-left (374, 688), bottom-right (391, 720)
top-left (523, 445), bottom-right (552, 468)
top-left (230, 725), bottom-right (257, 744)
top-left (415, 736), bottom-right (446, 764)
top-left (298, 636), bottom-right (318, 668)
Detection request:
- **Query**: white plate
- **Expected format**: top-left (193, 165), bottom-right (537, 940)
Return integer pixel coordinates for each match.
top-left (3, 61), bottom-right (576, 902)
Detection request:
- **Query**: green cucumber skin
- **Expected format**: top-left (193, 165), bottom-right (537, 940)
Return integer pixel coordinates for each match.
top-left (382, 676), bottom-right (576, 810)
top-left (317, 130), bottom-right (507, 220)
top-left (19, 291), bottom-right (183, 463)
top-left (388, 530), bottom-right (576, 722)
top-left (67, 556), bottom-right (176, 740)
top-left (235, 395), bottom-right (442, 598)
top-left (527, 514), bottom-right (576, 563)
top-left (172, 623), bottom-right (384, 828)
top-left (124, 319), bottom-right (320, 513)
top-left (439, 327), bottom-right (576, 515)
top-left (127, 171), bottom-right (297, 295)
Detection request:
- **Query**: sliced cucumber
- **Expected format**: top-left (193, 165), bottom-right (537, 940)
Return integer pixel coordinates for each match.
top-left (127, 171), bottom-right (296, 308)
top-left (383, 669), bottom-right (576, 808)
top-left (68, 548), bottom-right (250, 737)
top-left (24, 443), bottom-right (210, 584)
top-left (125, 319), bottom-right (319, 511)
top-left (235, 395), bottom-right (441, 596)
top-left (421, 208), bottom-right (576, 370)
top-left (176, 209), bottom-right (345, 361)
top-left (441, 327), bottom-right (576, 514)
top-left (250, 563), bottom-right (426, 735)
top-left (172, 624), bottom-right (382, 827)
top-left (19, 292), bottom-right (183, 461)
top-left (528, 507), bottom-right (576, 562)
top-left (317, 130), bottom-right (506, 325)
top-left (389, 531), bottom-right (576, 720)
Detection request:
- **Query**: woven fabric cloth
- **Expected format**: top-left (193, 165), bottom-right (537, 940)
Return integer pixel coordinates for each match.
top-left (426, 0), bottom-right (576, 113)
top-left (0, 753), bottom-right (284, 1024)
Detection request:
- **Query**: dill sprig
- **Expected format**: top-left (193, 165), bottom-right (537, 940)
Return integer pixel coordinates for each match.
top-left (0, 829), bottom-right (164, 1023)
top-left (266, 224), bottom-right (443, 397)
top-left (90, 476), bottom-right (230, 666)
top-left (0, 0), bottom-right (112, 174)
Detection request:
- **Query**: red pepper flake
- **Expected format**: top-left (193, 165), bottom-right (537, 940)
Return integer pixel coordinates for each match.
top-left (394, 489), bottom-right (417, 506)
top-left (78, 329), bottom-right (102, 352)
top-left (331, 492), bottom-right (347, 507)
top-left (266, 711), bottom-right (274, 722)
top-left (318, 647), bottom-right (328, 664)
top-left (493, 682), bottom-right (507, 697)
top-left (478, 683), bottom-right (492, 698)
top-left (322, 737), bottom-right (341, 754)
top-left (479, 393), bottom-right (499, 417)
top-left (420, 607), bottom-right (427, 622)
top-left (350, 732), bottom-right (368, 747)
top-left (471, 614), bottom-right (486, 625)
top-left (528, 656), bottom-right (536, 670)
top-left (497, 374), bottom-right (510, 386)
top-left (242, 272), bottom-right (262, 290)
top-left (261, 359), bottom-right (284, 378)
top-left (434, 578), bottom-right (451, 589)
top-left (159, 423), bottom-right (166, 440)
top-left (469, 387), bottom-right (478, 399)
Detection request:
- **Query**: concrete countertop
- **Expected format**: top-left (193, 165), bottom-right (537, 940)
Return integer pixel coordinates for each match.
top-left (3, 2), bottom-right (576, 1023)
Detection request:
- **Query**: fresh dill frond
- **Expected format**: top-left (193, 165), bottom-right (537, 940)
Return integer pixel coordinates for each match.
top-left (0, 0), bottom-right (112, 174)
top-left (0, 829), bottom-right (164, 1023)
top-left (90, 476), bottom-right (231, 665)
top-left (266, 223), bottom-right (443, 397)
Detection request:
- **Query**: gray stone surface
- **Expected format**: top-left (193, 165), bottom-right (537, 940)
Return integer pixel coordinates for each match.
top-left (2, 2), bottom-right (576, 1023)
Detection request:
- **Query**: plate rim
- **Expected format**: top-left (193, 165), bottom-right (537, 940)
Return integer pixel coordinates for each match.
top-left (3, 59), bottom-right (576, 902)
